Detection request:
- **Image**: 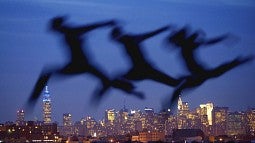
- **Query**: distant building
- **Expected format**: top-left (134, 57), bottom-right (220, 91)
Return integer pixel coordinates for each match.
top-left (196, 102), bottom-right (214, 135)
top-left (245, 108), bottom-right (255, 136)
top-left (177, 96), bottom-right (189, 116)
top-left (165, 115), bottom-right (178, 135)
top-left (73, 121), bottom-right (86, 136)
top-left (172, 129), bottom-right (204, 142)
top-left (155, 110), bottom-right (170, 132)
top-left (116, 107), bottom-right (129, 135)
top-left (138, 131), bottom-right (165, 142)
top-left (105, 109), bottom-right (115, 124)
top-left (63, 113), bottom-right (72, 126)
top-left (177, 96), bottom-right (190, 129)
top-left (105, 109), bottom-right (117, 135)
top-left (144, 107), bottom-right (154, 115)
top-left (16, 109), bottom-right (25, 126)
top-left (129, 109), bottom-right (142, 132)
top-left (43, 86), bottom-right (51, 124)
top-left (0, 121), bottom-right (59, 142)
top-left (82, 116), bottom-right (97, 137)
top-left (212, 107), bottom-right (228, 136)
top-left (144, 107), bottom-right (154, 131)
top-left (199, 102), bottom-right (213, 125)
top-left (58, 113), bottom-right (74, 137)
top-left (227, 112), bottom-right (246, 135)
top-left (119, 107), bottom-right (129, 123)
top-left (187, 112), bottom-right (201, 129)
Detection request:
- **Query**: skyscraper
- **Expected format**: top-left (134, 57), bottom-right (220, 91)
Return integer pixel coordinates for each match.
top-left (227, 112), bottom-right (246, 135)
top-left (82, 116), bottom-right (97, 136)
top-left (105, 109), bottom-right (116, 135)
top-left (43, 86), bottom-right (51, 124)
top-left (199, 102), bottom-right (213, 125)
top-left (177, 96), bottom-right (183, 111)
top-left (16, 109), bottom-right (25, 125)
top-left (105, 109), bottom-right (115, 124)
top-left (177, 96), bottom-right (189, 116)
top-left (144, 107), bottom-right (154, 131)
top-left (212, 107), bottom-right (228, 136)
top-left (245, 108), bottom-right (255, 136)
top-left (177, 96), bottom-right (190, 129)
top-left (63, 113), bottom-right (72, 126)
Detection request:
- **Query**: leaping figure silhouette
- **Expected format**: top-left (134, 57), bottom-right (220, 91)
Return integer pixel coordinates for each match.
top-left (28, 16), bottom-right (144, 107)
top-left (101, 25), bottom-right (182, 99)
top-left (164, 27), bottom-right (253, 109)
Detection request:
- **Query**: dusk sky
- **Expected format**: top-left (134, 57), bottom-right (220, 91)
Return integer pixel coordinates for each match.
top-left (1, 0), bottom-right (255, 123)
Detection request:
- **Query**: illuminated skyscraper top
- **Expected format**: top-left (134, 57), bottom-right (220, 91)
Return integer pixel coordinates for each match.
top-left (177, 95), bottom-right (182, 111)
top-left (177, 95), bottom-right (189, 116)
top-left (43, 86), bottom-right (51, 102)
top-left (43, 86), bottom-right (51, 124)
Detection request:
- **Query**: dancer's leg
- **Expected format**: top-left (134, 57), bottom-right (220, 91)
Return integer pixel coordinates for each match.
top-left (28, 72), bottom-right (52, 106)
top-left (209, 56), bottom-right (253, 78)
top-left (87, 65), bottom-right (110, 86)
top-left (27, 64), bottom-right (73, 106)
top-left (88, 66), bottom-right (142, 101)
top-left (148, 67), bottom-right (181, 87)
top-left (161, 77), bottom-right (190, 111)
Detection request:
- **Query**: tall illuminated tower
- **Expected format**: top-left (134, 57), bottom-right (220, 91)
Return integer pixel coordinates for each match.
top-left (43, 86), bottom-right (51, 124)
top-left (16, 109), bottom-right (25, 125)
top-left (177, 95), bottom-right (189, 129)
top-left (105, 109), bottom-right (115, 124)
top-left (177, 95), bottom-right (182, 111)
top-left (199, 102), bottom-right (213, 125)
top-left (177, 95), bottom-right (189, 115)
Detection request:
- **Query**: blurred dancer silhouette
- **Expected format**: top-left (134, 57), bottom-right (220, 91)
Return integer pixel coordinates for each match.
top-left (165, 27), bottom-right (253, 108)
top-left (110, 25), bottom-right (182, 89)
top-left (28, 16), bottom-right (143, 106)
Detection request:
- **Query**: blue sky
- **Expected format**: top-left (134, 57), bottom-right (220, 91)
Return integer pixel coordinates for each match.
top-left (0, 0), bottom-right (255, 123)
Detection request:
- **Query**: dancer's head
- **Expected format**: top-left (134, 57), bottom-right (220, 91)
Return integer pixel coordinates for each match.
top-left (111, 26), bottom-right (123, 40)
top-left (168, 28), bottom-right (187, 48)
top-left (50, 16), bottom-right (67, 31)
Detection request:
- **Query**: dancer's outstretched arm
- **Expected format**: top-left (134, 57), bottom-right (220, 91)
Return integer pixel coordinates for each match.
top-left (203, 34), bottom-right (230, 46)
top-left (74, 20), bottom-right (116, 34)
top-left (137, 26), bottom-right (169, 41)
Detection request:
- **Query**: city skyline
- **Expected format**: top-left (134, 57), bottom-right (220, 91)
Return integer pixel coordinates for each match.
top-left (2, 97), bottom-right (254, 142)
top-left (2, 94), bottom-right (255, 124)
top-left (1, 0), bottom-right (255, 123)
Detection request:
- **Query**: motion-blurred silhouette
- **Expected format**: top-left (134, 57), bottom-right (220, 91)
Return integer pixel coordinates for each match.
top-left (28, 16), bottom-right (144, 107)
top-left (109, 25), bottom-right (182, 91)
top-left (164, 27), bottom-right (253, 109)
